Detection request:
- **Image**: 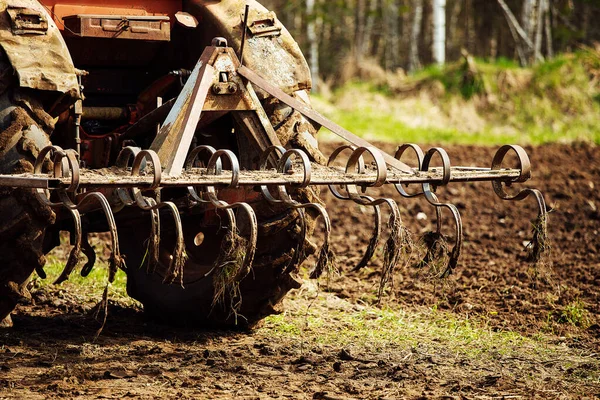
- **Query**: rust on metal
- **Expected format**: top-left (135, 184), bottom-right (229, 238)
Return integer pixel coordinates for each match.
top-left (62, 14), bottom-right (171, 41)
top-left (238, 66), bottom-right (414, 174)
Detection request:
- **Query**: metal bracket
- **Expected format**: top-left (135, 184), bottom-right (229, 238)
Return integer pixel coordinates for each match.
top-left (150, 44), bottom-right (282, 177)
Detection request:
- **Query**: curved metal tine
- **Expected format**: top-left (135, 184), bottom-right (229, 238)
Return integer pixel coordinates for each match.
top-left (115, 146), bottom-right (142, 206)
top-left (76, 192), bottom-right (125, 282)
top-left (328, 146), bottom-right (382, 272)
top-left (420, 147), bottom-right (463, 278)
top-left (130, 150), bottom-right (187, 285)
top-left (80, 230), bottom-right (97, 277)
top-left (258, 145), bottom-right (288, 204)
top-left (491, 145), bottom-right (548, 263)
top-left (395, 144), bottom-right (425, 198)
top-left (353, 196), bottom-right (382, 272)
top-left (283, 206), bottom-right (308, 275)
top-left (344, 147), bottom-right (406, 283)
top-left (258, 147), bottom-right (310, 274)
top-left (53, 209), bottom-right (83, 284)
top-left (204, 149), bottom-right (258, 278)
top-left (37, 148), bottom-right (85, 283)
top-left (115, 147), bottom-right (163, 271)
top-left (263, 149), bottom-right (333, 279)
top-left (185, 145), bottom-right (221, 204)
top-left (307, 202), bottom-right (334, 280)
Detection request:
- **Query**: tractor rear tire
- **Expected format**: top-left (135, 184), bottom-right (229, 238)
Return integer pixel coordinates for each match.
top-left (120, 189), bottom-right (319, 329)
top-left (0, 91), bottom-right (55, 327)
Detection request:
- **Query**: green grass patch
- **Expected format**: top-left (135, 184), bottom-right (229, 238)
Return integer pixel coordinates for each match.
top-left (316, 48), bottom-right (600, 145)
top-left (263, 292), bottom-right (544, 360)
top-left (35, 244), bottom-right (133, 305)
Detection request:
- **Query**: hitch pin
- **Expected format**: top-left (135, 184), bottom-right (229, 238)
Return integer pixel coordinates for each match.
top-left (239, 4), bottom-right (250, 65)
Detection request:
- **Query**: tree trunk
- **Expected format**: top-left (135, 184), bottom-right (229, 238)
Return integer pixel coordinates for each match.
top-left (306, 0), bottom-right (320, 93)
top-left (432, 0), bottom-right (446, 65)
top-left (409, 0), bottom-right (424, 72)
top-left (496, 0), bottom-right (537, 66)
top-left (385, 0), bottom-right (400, 70)
top-left (364, 0), bottom-right (379, 56)
top-left (534, 0), bottom-right (545, 63)
top-left (545, 0), bottom-right (553, 58)
top-left (354, 0), bottom-right (366, 64)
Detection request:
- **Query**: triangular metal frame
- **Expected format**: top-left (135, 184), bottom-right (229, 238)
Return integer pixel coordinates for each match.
top-left (150, 44), bottom-right (282, 177)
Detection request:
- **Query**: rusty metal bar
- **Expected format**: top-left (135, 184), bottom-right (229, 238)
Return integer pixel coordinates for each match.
top-left (0, 175), bottom-right (57, 189)
top-left (4, 166), bottom-right (522, 190)
top-left (238, 65), bottom-right (415, 174)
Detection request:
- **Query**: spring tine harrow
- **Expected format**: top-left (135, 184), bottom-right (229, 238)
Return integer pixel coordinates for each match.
top-left (258, 146), bottom-right (308, 274)
top-left (417, 148), bottom-right (463, 278)
top-left (491, 145), bottom-right (549, 263)
top-left (128, 150), bottom-right (187, 285)
top-left (259, 146), bottom-right (334, 279)
top-left (328, 145), bottom-right (382, 272)
top-left (17, 130), bottom-right (550, 298)
top-left (186, 145), bottom-right (258, 282)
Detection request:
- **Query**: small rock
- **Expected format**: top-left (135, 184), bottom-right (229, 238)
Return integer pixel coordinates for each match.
top-left (416, 212), bottom-right (427, 221)
top-left (338, 348), bottom-right (354, 361)
top-left (333, 361), bottom-right (342, 372)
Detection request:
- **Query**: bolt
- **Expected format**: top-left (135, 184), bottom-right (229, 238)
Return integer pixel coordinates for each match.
top-left (228, 84), bottom-right (237, 93)
top-left (211, 37), bottom-right (227, 47)
top-left (213, 85), bottom-right (222, 94)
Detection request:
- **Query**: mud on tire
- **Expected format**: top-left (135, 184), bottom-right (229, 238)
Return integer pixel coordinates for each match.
top-left (0, 90), bottom-right (55, 326)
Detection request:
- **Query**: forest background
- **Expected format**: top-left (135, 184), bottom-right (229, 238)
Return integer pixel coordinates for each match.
top-left (260, 0), bottom-right (600, 145)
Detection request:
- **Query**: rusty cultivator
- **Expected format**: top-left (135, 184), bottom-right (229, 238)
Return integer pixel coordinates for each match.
top-left (0, 1), bottom-right (548, 329)
top-left (0, 40), bottom-right (548, 326)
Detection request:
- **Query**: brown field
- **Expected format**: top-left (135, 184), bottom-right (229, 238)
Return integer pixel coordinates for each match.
top-left (1, 142), bottom-right (599, 399)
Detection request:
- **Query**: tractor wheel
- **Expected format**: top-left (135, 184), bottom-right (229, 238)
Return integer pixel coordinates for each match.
top-left (0, 90), bottom-right (55, 327)
top-left (120, 187), bottom-right (320, 329)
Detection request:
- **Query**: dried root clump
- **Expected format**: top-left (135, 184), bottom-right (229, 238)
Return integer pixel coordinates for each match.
top-left (211, 229), bottom-right (252, 315)
top-left (310, 242), bottom-right (337, 281)
top-left (416, 231), bottom-right (450, 279)
top-left (93, 254), bottom-right (126, 339)
top-left (378, 217), bottom-right (409, 299)
top-left (526, 212), bottom-right (550, 265)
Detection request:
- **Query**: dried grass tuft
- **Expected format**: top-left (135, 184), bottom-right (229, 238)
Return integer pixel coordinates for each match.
top-left (526, 212), bottom-right (550, 265)
top-left (378, 218), bottom-right (414, 299)
top-left (416, 231), bottom-right (450, 279)
top-left (310, 242), bottom-right (337, 280)
top-left (211, 229), bottom-right (252, 316)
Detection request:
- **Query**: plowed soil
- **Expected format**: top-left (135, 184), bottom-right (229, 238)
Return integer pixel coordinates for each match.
top-left (1, 142), bottom-right (599, 399)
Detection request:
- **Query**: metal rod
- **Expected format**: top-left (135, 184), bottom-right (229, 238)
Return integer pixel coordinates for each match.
top-left (3, 166), bottom-right (523, 190)
top-left (239, 4), bottom-right (250, 66)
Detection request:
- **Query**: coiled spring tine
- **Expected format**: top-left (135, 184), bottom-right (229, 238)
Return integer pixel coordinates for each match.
top-left (129, 150), bottom-right (187, 284)
top-left (267, 149), bottom-right (334, 280)
top-left (185, 145), bottom-right (221, 204)
top-left (258, 147), bottom-right (310, 274)
top-left (204, 149), bottom-right (258, 279)
top-left (258, 145), bottom-right (288, 204)
top-left (115, 146), bottom-right (142, 206)
top-left (328, 146), bottom-right (383, 272)
top-left (420, 148), bottom-right (463, 278)
top-left (491, 145), bottom-right (548, 263)
top-left (33, 147), bottom-right (84, 282)
top-left (395, 144), bottom-right (425, 198)
top-left (345, 147), bottom-right (405, 294)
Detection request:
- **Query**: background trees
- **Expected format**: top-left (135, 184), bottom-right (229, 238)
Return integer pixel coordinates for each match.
top-left (260, 0), bottom-right (600, 87)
